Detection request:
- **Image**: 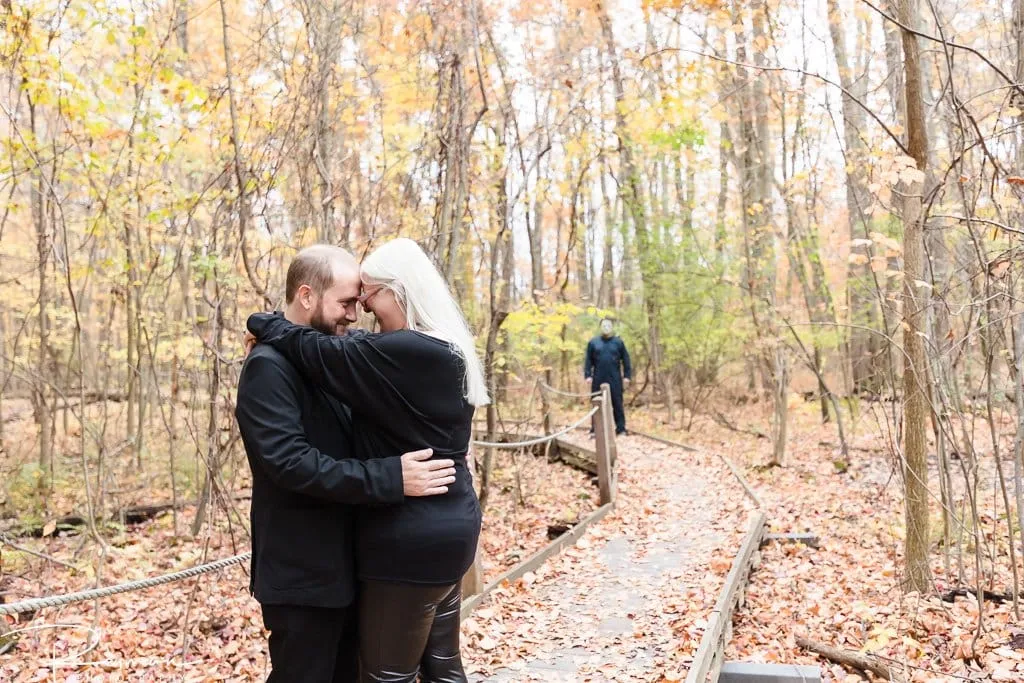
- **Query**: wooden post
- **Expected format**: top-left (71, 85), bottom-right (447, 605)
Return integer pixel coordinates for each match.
top-left (461, 545), bottom-right (484, 598)
top-left (593, 388), bottom-right (615, 504)
top-left (538, 377), bottom-right (554, 461)
top-left (601, 382), bottom-right (618, 467)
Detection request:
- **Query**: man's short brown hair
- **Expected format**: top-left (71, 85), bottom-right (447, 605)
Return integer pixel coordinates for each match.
top-left (285, 245), bottom-right (345, 304)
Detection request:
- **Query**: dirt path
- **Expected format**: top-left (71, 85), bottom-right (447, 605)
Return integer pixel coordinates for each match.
top-left (462, 432), bottom-right (756, 681)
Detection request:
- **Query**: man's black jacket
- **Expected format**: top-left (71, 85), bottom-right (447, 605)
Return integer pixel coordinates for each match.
top-left (235, 344), bottom-right (404, 608)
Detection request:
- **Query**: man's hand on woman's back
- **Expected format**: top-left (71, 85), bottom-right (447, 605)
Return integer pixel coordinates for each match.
top-left (401, 449), bottom-right (457, 496)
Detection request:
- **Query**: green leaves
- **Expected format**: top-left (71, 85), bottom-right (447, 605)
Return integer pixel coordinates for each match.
top-left (501, 302), bottom-right (613, 374)
top-left (648, 123), bottom-right (706, 151)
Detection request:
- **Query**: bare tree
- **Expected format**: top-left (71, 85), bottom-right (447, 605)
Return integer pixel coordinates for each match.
top-left (896, 0), bottom-right (931, 593)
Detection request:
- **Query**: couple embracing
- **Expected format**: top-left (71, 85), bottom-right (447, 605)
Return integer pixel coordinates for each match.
top-left (235, 238), bottom-right (485, 682)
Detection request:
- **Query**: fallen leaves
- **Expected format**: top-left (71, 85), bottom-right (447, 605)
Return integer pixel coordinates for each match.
top-left (5, 399), bottom-right (1022, 681)
top-left (645, 401), bottom-right (1024, 683)
top-left (461, 430), bottom-right (755, 680)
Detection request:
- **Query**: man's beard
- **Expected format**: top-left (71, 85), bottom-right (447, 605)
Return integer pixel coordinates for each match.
top-left (310, 304), bottom-right (346, 336)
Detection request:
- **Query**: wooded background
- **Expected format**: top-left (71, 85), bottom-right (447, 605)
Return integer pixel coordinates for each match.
top-left (2, 0), bottom-right (1023, 597)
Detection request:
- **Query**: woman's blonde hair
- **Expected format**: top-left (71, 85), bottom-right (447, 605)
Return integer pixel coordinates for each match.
top-left (361, 238), bottom-right (490, 407)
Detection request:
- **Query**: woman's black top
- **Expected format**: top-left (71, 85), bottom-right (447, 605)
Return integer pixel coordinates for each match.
top-left (247, 313), bottom-right (481, 586)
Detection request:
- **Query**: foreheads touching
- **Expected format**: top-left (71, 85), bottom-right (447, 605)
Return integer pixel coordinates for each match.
top-left (284, 245), bottom-right (361, 334)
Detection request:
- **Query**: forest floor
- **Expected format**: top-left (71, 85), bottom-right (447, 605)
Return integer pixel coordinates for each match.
top-left (1, 395), bottom-right (1023, 681)
top-left (629, 397), bottom-right (1024, 682)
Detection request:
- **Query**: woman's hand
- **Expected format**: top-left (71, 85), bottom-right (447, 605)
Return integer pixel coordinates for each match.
top-left (245, 311), bottom-right (286, 357)
top-left (244, 330), bottom-right (258, 357)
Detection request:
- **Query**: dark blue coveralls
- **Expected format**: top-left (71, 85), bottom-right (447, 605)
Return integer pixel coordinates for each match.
top-left (584, 335), bottom-right (632, 435)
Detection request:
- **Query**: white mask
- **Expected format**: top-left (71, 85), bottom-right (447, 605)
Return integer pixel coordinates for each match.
top-left (600, 320), bottom-right (614, 336)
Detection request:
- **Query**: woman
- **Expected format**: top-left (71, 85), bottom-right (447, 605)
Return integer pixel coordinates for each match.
top-left (247, 237), bottom-right (486, 683)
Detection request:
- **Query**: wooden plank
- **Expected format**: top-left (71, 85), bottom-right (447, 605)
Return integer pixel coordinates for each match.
top-left (599, 384), bottom-right (619, 467)
top-left (460, 502), bottom-right (615, 621)
top-left (593, 390), bottom-right (614, 505)
top-left (553, 438), bottom-right (598, 475)
top-left (686, 511), bottom-right (767, 683)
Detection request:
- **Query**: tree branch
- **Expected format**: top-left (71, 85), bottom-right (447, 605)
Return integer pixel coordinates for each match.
top-left (640, 47), bottom-right (911, 157)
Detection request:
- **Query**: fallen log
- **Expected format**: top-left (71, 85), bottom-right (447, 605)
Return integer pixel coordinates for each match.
top-left (941, 587), bottom-right (1013, 604)
top-left (712, 410), bottom-right (768, 439)
top-left (796, 635), bottom-right (902, 681)
top-left (16, 503), bottom-right (179, 538)
top-left (116, 504), bottom-right (178, 525)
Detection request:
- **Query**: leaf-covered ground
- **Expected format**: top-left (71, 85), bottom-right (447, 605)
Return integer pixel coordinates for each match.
top-left (3, 397), bottom-right (1024, 681)
top-left (462, 431), bottom-right (754, 680)
top-left (632, 399), bottom-right (1024, 682)
top-left (0, 415), bottom-right (596, 681)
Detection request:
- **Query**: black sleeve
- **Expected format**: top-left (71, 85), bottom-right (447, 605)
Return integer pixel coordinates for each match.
top-left (583, 339), bottom-right (595, 379)
top-left (247, 313), bottom-right (406, 416)
top-left (620, 338), bottom-right (632, 380)
top-left (235, 352), bottom-right (404, 504)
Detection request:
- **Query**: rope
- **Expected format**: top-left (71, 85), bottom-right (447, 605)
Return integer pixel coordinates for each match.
top-left (539, 381), bottom-right (601, 399)
top-left (472, 406), bottom-right (599, 449)
top-left (0, 552), bottom-right (251, 617)
top-left (0, 402), bottom-right (603, 617)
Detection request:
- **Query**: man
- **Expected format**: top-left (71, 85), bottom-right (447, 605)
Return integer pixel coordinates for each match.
top-left (235, 245), bottom-right (456, 682)
top-left (584, 317), bottom-right (632, 436)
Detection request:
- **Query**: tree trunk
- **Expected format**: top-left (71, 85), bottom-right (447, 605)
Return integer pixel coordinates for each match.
top-left (715, 121), bottom-right (730, 262)
top-left (124, 215), bottom-right (142, 466)
top-left (300, 0), bottom-right (345, 242)
top-left (480, 132), bottom-right (511, 507)
top-left (433, 53), bottom-right (471, 290)
top-left (598, 156), bottom-right (616, 308)
top-left (219, 0), bottom-right (270, 308)
top-left (883, 0), bottom-right (906, 123)
top-left (575, 186), bottom-right (592, 302)
top-left (175, 0), bottom-right (188, 54)
top-left (598, 3), bottom-right (665, 407)
top-left (28, 95), bottom-right (53, 494)
top-left (528, 187), bottom-right (545, 302)
top-left (1014, 297), bottom-right (1024, 579)
top-left (1014, 0), bottom-right (1024, 573)
top-left (827, 0), bottom-right (882, 395)
top-left (191, 234), bottom-right (225, 537)
top-left (897, 0), bottom-right (931, 593)
top-left (732, 0), bottom-right (785, 462)
top-left (125, 81), bottom-right (143, 467)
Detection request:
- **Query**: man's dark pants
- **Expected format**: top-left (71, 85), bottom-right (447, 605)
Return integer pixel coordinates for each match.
top-left (262, 602), bottom-right (359, 682)
top-left (589, 381), bottom-right (627, 435)
top-left (609, 384), bottom-right (626, 434)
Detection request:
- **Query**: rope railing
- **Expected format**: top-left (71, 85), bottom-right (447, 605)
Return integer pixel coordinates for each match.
top-left (472, 406), bottom-right (599, 449)
top-left (0, 551), bottom-right (251, 617)
top-left (0, 403), bottom-right (605, 619)
top-left (539, 381), bottom-right (601, 399)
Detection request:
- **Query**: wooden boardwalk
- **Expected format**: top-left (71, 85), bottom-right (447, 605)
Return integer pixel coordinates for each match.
top-left (461, 432), bottom-right (759, 681)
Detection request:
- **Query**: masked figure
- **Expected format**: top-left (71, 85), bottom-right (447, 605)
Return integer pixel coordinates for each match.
top-left (584, 317), bottom-right (632, 435)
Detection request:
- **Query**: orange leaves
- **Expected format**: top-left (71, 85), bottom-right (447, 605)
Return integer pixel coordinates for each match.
top-left (643, 0), bottom-right (727, 11)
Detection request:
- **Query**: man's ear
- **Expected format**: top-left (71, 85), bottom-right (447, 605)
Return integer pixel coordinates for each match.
top-left (297, 284), bottom-right (315, 311)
